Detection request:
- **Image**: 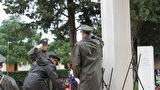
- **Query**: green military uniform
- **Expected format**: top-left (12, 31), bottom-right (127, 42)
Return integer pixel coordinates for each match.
top-left (24, 39), bottom-right (64, 90)
top-left (72, 25), bottom-right (103, 90)
top-left (0, 73), bottom-right (19, 90)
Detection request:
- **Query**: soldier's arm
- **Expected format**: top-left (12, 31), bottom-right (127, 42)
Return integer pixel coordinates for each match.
top-left (27, 47), bottom-right (38, 62)
top-left (72, 43), bottom-right (82, 78)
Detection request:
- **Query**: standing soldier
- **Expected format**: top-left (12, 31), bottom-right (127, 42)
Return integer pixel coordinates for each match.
top-left (72, 24), bottom-right (103, 90)
top-left (23, 38), bottom-right (64, 90)
top-left (0, 54), bottom-right (19, 90)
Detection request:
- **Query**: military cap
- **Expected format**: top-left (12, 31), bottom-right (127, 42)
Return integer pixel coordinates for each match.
top-left (49, 55), bottom-right (61, 61)
top-left (0, 55), bottom-right (6, 65)
top-left (39, 38), bottom-right (48, 46)
top-left (80, 24), bottom-right (93, 32)
top-left (49, 55), bottom-right (61, 65)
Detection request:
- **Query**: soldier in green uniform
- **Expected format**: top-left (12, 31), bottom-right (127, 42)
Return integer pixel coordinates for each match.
top-left (0, 54), bottom-right (19, 90)
top-left (23, 38), bottom-right (64, 90)
top-left (72, 24), bottom-right (103, 90)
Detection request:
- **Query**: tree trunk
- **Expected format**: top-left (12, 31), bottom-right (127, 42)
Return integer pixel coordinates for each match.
top-left (67, 0), bottom-right (77, 61)
top-left (131, 19), bottom-right (142, 88)
top-left (131, 20), bottom-right (142, 54)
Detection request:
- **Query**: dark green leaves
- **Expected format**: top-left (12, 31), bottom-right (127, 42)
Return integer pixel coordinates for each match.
top-left (0, 15), bottom-right (40, 65)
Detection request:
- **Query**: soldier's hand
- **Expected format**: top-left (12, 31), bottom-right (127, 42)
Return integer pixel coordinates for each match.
top-left (36, 44), bottom-right (43, 48)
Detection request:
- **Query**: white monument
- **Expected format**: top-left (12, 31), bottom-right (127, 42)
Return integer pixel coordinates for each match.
top-left (137, 46), bottom-right (155, 90)
top-left (101, 0), bottom-right (133, 90)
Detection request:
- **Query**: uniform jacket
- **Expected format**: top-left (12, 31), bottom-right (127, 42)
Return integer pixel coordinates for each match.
top-left (72, 36), bottom-right (103, 90)
top-left (27, 47), bottom-right (51, 65)
top-left (24, 47), bottom-right (64, 90)
top-left (0, 72), bottom-right (19, 90)
top-left (23, 62), bottom-right (64, 90)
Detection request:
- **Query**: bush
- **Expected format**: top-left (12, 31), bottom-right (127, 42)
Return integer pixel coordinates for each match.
top-left (56, 69), bottom-right (69, 78)
top-left (3, 69), bottom-right (69, 82)
top-left (3, 71), bottom-right (28, 81)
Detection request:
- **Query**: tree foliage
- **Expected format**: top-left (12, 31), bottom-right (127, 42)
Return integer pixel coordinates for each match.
top-left (130, 0), bottom-right (160, 23)
top-left (48, 40), bottom-right (70, 68)
top-left (0, 15), bottom-right (40, 65)
top-left (130, 0), bottom-right (160, 52)
top-left (1, 0), bottom-right (101, 58)
top-left (2, 0), bottom-right (160, 59)
top-left (137, 21), bottom-right (160, 56)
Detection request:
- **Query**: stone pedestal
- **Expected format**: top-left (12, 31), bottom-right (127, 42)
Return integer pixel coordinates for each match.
top-left (101, 0), bottom-right (133, 90)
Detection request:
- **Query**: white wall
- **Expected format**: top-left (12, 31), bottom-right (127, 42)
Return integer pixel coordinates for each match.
top-left (18, 65), bottom-right (31, 71)
top-left (138, 46), bottom-right (155, 90)
top-left (18, 64), bottom-right (65, 71)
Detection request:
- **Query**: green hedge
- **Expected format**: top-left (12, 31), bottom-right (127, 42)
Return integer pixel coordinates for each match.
top-left (3, 69), bottom-right (69, 82)
top-left (3, 71), bottom-right (28, 81)
top-left (56, 69), bottom-right (69, 78)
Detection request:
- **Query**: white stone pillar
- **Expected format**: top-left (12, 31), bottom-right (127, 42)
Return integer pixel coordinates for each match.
top-left (101, 0), bottom-right (133, 90)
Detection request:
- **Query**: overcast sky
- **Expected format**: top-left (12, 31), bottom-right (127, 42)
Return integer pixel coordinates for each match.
top-left (0, 3), bottom-right (9, 24)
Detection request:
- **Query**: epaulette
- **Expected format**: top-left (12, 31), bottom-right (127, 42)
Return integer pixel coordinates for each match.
top-left (0, 75), bottom-right (4, 84)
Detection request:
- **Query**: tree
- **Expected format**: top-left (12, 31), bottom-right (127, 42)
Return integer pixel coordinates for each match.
top-left (1, 0), bottom-right (101, 58)
top-left (0, 15), bottom-right (40, 66)
top-left (48, 40), bottom-right (70, 69)
top-left (137, 21), bottom-right (160, 56)
top-left (130, 0), bottom-right (160, 53)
